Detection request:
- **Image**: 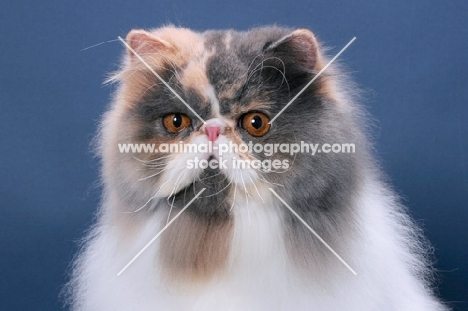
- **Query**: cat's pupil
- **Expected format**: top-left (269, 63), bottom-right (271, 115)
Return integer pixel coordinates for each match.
top-left (251, 115), bottom-right (262, 129)
top-left (172, 114), bottom-right (182, 128)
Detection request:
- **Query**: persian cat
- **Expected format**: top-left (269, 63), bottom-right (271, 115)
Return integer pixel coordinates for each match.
top-left (67, 26), bottom-right (447, 310)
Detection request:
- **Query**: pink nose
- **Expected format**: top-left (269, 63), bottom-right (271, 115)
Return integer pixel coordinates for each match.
top-left (206, 126), bottom-right (221, 142)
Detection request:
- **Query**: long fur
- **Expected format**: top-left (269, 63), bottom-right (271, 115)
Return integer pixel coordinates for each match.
top-left (64, 26), bottom-right (448, 310)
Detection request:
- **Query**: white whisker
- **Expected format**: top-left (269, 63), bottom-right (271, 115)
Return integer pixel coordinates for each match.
top-left (240, 172), bottom-right (251, 226)
top-left (133, 154), bottom-right (172, 164)
top-left (138, 162), bottom-right (168, 170)
top-left (138, 167), bottom-right (169, 181)
top-left (202, 179), bottom-right (232, 198)
top-left (256, 173), bottom-right (284, 187)
top-left (166, 173), bottom-right (183, 224)
top-left (125, 174), bottom-right (175, 213)
top-left (249, 175), bottom-right (265, 203)
top-left (230, 170), bottom-right (239, 211)
top-left (80, 39), bottom-right (120, 51)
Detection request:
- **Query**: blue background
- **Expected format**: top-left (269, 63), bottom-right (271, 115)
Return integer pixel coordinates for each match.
top-left (1, 1), bottom-right (467, 309)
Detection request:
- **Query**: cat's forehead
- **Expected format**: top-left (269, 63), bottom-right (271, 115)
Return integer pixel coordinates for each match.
top-left (200, 28), bottom-right (293, 95)
top-left (171, 32), bottom-right (248, 118)
top-left (173, 28), bottom-right (293, 115)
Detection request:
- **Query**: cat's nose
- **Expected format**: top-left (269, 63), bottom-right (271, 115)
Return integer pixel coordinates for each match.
top-left (203, 119), bottom-right (225, 142)
top-left (205, 125), bottom-right (221, 142)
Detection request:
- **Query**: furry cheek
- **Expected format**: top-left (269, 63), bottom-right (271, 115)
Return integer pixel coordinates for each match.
top-left (152, 134), bottom-right (210, 198)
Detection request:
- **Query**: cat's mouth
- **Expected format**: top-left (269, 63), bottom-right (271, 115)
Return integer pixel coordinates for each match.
top-left (171, 165), bottom-right (228, 200)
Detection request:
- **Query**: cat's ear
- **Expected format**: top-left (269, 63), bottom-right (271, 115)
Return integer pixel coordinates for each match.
top-left (263, 29), bottom-right (321, 73)
top-left (125, 29), bottom-right (173, 58)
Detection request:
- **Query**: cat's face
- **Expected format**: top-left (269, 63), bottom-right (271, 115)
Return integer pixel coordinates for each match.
top-left (104, 26), bottom-right (360, 218)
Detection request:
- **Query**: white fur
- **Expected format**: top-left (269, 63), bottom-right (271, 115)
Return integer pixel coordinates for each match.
top-left (69, 173), bottom-right (446, 310)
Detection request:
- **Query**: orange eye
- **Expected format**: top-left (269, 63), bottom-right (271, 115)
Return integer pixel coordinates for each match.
top-left (163, 113), bottom-right (191, 133)
top-left (239, 111), bottom-right (271, 137)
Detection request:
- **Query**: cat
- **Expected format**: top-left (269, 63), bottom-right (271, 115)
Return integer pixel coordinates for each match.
top-left (66, 26), bottom-right (448, 310)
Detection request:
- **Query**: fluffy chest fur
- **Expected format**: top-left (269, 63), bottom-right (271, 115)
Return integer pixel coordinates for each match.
top-left (78, 192), bottom-right (295, 310)
top-left (70, 183), bottom-right (444, 310)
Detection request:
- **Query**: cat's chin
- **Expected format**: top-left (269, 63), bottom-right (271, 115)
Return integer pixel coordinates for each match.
top-left (171, 167), bottom-right (228, 198)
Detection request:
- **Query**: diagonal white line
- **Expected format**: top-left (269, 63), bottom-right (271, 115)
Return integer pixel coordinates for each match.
top-left (117, 36), bottom-right (206, 124)
top-left (269, 37), bottom-right (356, 124)
top-left (117, 188), bottom-right (206, 276)
top-left (268, 188), bottom-right (357, 275)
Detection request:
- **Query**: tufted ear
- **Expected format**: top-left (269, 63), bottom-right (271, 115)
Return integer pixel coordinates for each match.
top-left (263, 29), bottom-right (321, 73)
top-left (125, 29), bottom-right (173, 58)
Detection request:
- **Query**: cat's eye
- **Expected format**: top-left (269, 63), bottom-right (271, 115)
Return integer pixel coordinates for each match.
top-left (163, 113), bottom-right (191, 133)
top-left (239, 111), bottom-right (271, 137)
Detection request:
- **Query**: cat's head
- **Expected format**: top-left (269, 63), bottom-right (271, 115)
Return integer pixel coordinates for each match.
top-left (100, 26), bottom-right (362, 218)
